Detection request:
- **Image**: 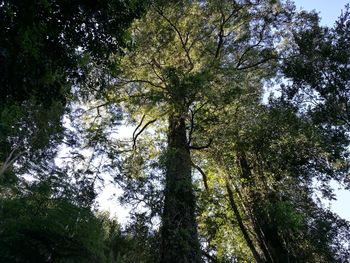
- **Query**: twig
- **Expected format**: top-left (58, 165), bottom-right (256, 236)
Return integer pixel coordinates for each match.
top-left (132, 118), bottom-right (157, 149)
top-left (0, 147), bottom-right (26, 176)
top-left (192, 161), bottom-right (209, 191)
top-left (155, 7), bottom-right (194, 71)
top-left (189, 138), bottom-right (213, 150)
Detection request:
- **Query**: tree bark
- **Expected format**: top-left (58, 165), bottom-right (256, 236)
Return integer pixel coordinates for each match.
top-left (226, 183), bottom-right (263, 263)
top-left (235, 150), bottom-right (288, 262)
top-left (161, 111), bottom-right (201, 263)
top-left (225, 150), bottom-right (271, 262)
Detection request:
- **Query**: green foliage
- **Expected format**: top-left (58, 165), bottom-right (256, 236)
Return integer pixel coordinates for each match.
top-left (194, 92), bottom-right (350, 261)
top-left (0, 181), bottom-right (106, 262)
top-left (0, 179), bottom-right (160, 263)
top-left (0, 1), bottom-right (150, 262)
top-left (282, 5), bottom-right (350, 151)
top-left (1, 1), bottom-right (350, 262)
top-left (120, 213), bottom-right (160, 263)
top-left (0, 0), bottom-right (145, 177)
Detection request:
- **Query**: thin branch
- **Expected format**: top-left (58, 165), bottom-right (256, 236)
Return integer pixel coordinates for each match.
top-left (155, 7), bottom-right (194, 71)
top-left (188, 102), bottom-right (208, 146)
top-left (122, 79), bottom-right (166, 91)
top-left (235, 20), bottom-right (269, 69)
top-left (132, 118), bottom-right (157, 149)
top-left (189, 138), bottom-right (213, 150)
top-left (236, 56), bottom-right (276, 71)
top-left (188, 108), bottom-right (195, 146)
top-left (215, 4), bottom-right (245, 59)
top-left (150, 61), bottom-right (166, 85)
top-left (226, 182), bottom-right (263, 263)
top-left (192, 161), bottom-right (209, 191)
top-left (0, 147), bottom-right (27, 176)
top-left (132, 114), bottom-right (146, 143)
top-left (76, 102), bottom-right (109, 118)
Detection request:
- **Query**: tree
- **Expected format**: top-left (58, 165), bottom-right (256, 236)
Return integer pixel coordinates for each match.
top-left (186, 9), bottom-right (350, 259)
top-left (0, 0), bottom-right (145, 178)
top-left (0, 1), bottom-right (147, 262)
top-left (196, 95), bottom-right (350, 262)
top-left (2, 1), bottom-right (350, 262)
top-left (111, 1), bottom-right (294, 261)
top-left (0, 175), bottom-right (162, 263)
top-left (0, 178), bottom-right (107, 263)
top-left (282, 6), bottom-right (350, 160)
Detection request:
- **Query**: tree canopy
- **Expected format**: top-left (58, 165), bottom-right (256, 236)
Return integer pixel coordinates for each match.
top-left (0, 1), bottom-right (349, 263)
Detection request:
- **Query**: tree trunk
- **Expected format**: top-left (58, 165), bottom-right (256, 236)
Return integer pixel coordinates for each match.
top-left (236, 150), bottom-right (289, 262)
top-left (232, 150), bottom-right (273, 262)
top-left (161, 111), bottom-right (201, 263)
top-left (226, 183), bottom-right (263, 263)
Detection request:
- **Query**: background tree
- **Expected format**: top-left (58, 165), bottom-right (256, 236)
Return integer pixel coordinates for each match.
top-left (0, 1), bottom-right (148, 262)
top-left (197, 98), bottom-right (350, 262)
top-left (0, 0), bottom-right (145, 179)
top-left (282, 6), bottom-right (350, 168)
top-left (0, 177), bottom-right (106, 262)
top-left (193, 8), bottom-right (350, 261)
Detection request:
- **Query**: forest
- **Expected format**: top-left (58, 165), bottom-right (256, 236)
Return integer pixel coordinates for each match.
top-left (0, 0), bottom-right (350, 262)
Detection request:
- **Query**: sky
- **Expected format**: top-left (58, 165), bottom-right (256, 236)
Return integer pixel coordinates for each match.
top-left (293, 0), bottom-right (349, 26)
top-left (97, 0), bottom-right (350, 223)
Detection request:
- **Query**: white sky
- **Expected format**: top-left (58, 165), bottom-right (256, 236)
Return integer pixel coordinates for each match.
top-left (95, 125), bottom-right (133, 224)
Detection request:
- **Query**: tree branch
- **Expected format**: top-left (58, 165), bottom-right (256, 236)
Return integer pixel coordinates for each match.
top-left (132, 114), bottom-right (146, 142)
top-left (0, 147), bottom-right (27, 176)
top-left (132, 118), bottom-right (157, 149)
top-left (188, 108), bottom-right (195, 146)
top-left (122, 78), bottom-right (166, 91)
top-left (215, 4), bottom-right (245, 59)
top-left (155, 8), bottom-right (194, 71)
top-left (236, 56), bottom-right (276, 71)
top-left (189, 138), bottom-right (213, 150)
top-left (192, 161), bottom-right (209, 191)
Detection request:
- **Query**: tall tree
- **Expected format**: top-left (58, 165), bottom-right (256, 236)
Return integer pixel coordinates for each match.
top-left (113, 1), bottom-right (294, 261)
top-left (195, 94), bottom-right (350, 262)
top-left (282, 6), bottom-right (350, 158)
top-left (192, 8), bottom-right (350, 260)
